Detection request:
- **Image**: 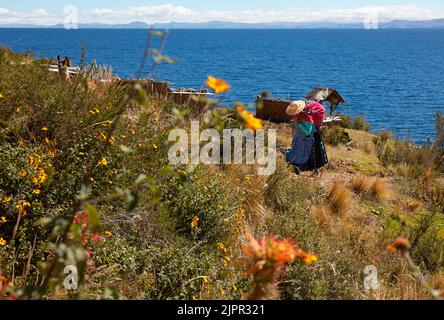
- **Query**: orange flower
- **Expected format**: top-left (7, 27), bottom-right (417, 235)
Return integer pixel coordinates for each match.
top-left (108, 137), bottom-right (116, 145)
top-left (90, 233), bottom-right (103, 243)
top-left (387, 237), bottom-right (411, 253)
top-left (236, 107), bottom-right (263, 131)
top-left (243, 234), bottom-right (317, 283)
top-left (273, 239), bottom-right (299, 262)
top-left (205, 76), bottom-right (230, 94)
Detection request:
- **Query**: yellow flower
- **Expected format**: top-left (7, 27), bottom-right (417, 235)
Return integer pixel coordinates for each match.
top-left (16, 107), bottom-right (21, 113)
top-left (192, 296), bottom-right (198, 300)
top-left (100, 132), bottom-right (107, 140)
top-left (3, 197), bottom-right (12, 202)
top-left (0, 237), bottom-right (6, 246)
top-left (232, 284), bottom-right (238, 291)
top-left (218, 242), bottom-right (227, 253)
top-left (32, 189), bottom-right (41, 195)
top-left (191, 215), bottom-right (200, 228)
top-left (79, 152), bottom-right (85, 156)
top-left (98, 157), bottom-right (108, 166)
top-left (0, 92), bottom-right (4, 98)
top-left (152, 143), bottom-right (158, 150)
top-left (104, 231), bottom-right (112, 237)
top-left (224, 256), bottom-right (231, 267)
top-left (44, 137), bottom-right (50, 144)
top-left (21, 200), bottom-right (31, 207)
top-left (41, 127), bottom-right (48, 132)
top-left (28, 154), bottom-right (42, 169)
top-left (19, 170), bottom-right (27, 177)
top-left (203, 276), bottom-right (209, 284)
top-left (15, 203), bottom-right (24, 214)
top-left (38, 168), bottom-right (48, 184)
top-left (89, 108), bottom-right (100, 115)
top-left (298, 252), bottom-right (318, 265)
top-left (48, 148), bottom-right (57, 158)
top-left (205, 76), bottom-right (230, 94)
top-left (1, 216), bottom-right (7, 223)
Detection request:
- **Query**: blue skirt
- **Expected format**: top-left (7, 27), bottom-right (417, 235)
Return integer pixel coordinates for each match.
top-left (286, 126), bottom-right (328, 172)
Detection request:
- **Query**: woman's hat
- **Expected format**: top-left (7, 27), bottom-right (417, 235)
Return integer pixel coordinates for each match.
top-left (286, 100), bottom-right (306, 116)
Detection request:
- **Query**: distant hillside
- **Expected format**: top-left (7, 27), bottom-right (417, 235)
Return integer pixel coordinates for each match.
top-left (1, 19), bottom-right (444, 29)
top-left (381, 18), bottom-right (444, 28)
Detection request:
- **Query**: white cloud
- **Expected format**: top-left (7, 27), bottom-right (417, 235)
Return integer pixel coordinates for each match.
top-left (0, 5), bottom-right (444, 25)
top-left (0, 7), bottom-right (58, 25)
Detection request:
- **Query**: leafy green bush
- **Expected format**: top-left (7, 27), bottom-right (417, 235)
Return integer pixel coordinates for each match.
top-left (141, 242), bottom-right (219, 300)
top-left (161, 167), bottom-right (240, 243)
top-left (321, 126), bottom-right (351, 146)
top-left (337, 113), bottom-right (372, 132)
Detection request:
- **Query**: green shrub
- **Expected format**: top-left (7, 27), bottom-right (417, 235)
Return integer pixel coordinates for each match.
top-left (337, 113), bottom-right (372, 132)
top-left (161, 167), bottom-right (240, 243)
top-left (322, 126), bottom-right (351, 146)
top-left (141, 242), bottom-right (219, 300)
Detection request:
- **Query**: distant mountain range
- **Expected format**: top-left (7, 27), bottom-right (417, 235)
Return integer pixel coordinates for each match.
top-left (2, 19), bottom-right (444, 29)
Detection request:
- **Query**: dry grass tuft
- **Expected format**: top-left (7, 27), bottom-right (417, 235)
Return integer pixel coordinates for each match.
top-left (351, 175), bottom-right (372, 195)
top-left (407, 199), bottom-right (423, 212)
top-left (328, 181), bottom-right (353, 216)
top-left (420, 167), bottom-right (435, 186)
top-left (368, 178), bottom-right (391, 202)
top-left (311, 205), bottom-right (333, 226)
top-left (395, 198), bottom-right (423, 217)
top-left (432, 272), bottom-right (444, 299)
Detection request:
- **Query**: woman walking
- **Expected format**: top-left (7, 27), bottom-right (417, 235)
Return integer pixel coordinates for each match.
top-left (285, 100), bottom-right (329, 175)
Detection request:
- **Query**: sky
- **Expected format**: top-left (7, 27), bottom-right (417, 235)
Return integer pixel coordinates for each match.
top-left (1, 1), bottom-right (444, 25)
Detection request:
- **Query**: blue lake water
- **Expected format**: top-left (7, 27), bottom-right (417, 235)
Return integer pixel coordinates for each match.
top-left (1, 28), bottom-right (443, 143)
